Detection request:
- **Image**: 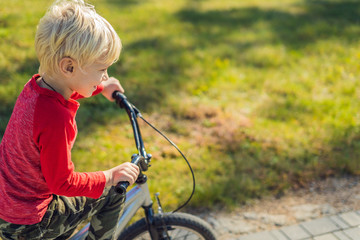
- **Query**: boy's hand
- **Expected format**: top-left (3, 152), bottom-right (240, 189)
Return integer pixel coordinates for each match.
top-left (101, 77), bottom-right (124, 101)
top-left (103, 163), bottom-right (140, 188)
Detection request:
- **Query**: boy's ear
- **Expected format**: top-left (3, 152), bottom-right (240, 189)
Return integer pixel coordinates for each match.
top-left (59, 57), bottom-right (75, 76)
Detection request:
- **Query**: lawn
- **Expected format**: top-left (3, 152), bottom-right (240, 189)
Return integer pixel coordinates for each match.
top-left (1, 0), bottom-right (360, 211)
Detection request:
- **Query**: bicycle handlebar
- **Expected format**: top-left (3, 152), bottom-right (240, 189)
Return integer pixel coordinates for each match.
top-left (114, 154), bottom-right (143, 194)
top-left (115, 181), bottom-right (129, 195)
top-left (112, 91), bottom-right (151, 194)
top-left (112, 91), bottom-right (130, 109)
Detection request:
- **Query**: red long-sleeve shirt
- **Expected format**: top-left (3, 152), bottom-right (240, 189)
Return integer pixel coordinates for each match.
top-left (0, 74), bottom-right (106, 225)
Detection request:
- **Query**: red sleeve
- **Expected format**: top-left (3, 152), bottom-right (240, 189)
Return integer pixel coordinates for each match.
top-left (71, 83), bottom-right (104, 100)
top-left (34, 96), bottom-right (106, 198)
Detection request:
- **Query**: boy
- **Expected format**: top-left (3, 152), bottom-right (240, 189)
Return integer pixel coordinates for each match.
top-left (0, 0), bottom-right (140, 239)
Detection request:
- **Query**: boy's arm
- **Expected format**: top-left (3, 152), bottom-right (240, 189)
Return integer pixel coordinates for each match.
top-left (35, 101), bottom-right (106, 198)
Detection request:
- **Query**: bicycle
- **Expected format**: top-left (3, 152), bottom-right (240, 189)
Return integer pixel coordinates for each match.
top-left (68, 91), bottom-right (217, 240)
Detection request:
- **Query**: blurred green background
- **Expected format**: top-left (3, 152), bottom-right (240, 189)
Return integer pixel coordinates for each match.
top-left (1, 0), bottom-right (360, 211)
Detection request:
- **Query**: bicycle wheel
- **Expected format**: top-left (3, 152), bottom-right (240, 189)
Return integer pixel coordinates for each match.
top-left (118, 212), bottom-right (217, 240)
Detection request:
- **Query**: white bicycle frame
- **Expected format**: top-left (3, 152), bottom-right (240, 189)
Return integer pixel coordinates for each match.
top-left (69, 182), bottom-right (153, 240)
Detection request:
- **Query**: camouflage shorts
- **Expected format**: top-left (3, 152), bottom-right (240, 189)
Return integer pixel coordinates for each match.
top-left (0, 187), bottom-right (125, 240)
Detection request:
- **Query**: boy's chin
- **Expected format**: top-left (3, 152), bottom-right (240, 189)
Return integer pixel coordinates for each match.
top-left (82, 91), bottom-right (93, 98)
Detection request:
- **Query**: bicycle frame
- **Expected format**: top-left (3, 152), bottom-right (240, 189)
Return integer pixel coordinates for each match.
top-left (69, 182), bottom-right (153, 240)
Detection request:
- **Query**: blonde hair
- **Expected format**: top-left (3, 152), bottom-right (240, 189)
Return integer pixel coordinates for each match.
top-left (35, 0), bottom-right (121, 77)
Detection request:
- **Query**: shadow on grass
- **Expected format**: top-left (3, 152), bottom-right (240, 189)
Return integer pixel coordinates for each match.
top-left (0, 105), bottom-right (14, 137)
top-left (177, 0), bottom-right (360, 50)
top-left (111, 37), bottom-right (189, 104)
top-left (104, 0), bottom-right (143, 7)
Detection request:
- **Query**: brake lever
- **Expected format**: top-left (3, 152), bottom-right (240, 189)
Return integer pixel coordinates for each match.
top-left (114, 153), bottom-right (152, 194)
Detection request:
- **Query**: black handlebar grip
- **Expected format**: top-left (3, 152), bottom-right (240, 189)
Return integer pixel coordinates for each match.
top-left (115, 181), bottom-right (129, 195)
top-left (113, 91), bottom-right (129, 110)
top-left (112, 91), bottom-right (124, 99)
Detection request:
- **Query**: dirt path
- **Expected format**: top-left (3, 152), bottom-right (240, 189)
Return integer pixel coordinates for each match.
top-left (193, 175), bottom-right (360, 239)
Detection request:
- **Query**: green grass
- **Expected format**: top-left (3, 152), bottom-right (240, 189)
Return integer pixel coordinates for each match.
top-left (1, 0), bottom-right (360, 211)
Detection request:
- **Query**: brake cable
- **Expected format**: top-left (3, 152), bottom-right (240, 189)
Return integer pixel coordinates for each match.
top-left (130, 103), bottom-right (196, 213)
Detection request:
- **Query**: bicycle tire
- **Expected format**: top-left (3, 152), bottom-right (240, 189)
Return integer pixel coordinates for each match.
top-left (117, 212), bottom-right (217, 240)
